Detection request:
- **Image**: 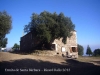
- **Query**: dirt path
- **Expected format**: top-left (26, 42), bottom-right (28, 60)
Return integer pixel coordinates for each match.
top-left (0, 52), bottom-right (66, 65)
top-left (0, 52), bottom-right (100, 75)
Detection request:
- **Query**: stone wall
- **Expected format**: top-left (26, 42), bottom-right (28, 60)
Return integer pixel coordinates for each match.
top-left (52, 31), bottom-right (78, 58)
top-left (20, 31), bottom-right (78, 58)
top-left (32, 50), bottom-right (57, 56)
top-left (67, 31), bottom-right (77, 46)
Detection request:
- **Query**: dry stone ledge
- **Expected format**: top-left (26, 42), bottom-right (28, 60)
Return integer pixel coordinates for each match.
top-left (32, 50), bottom-right (57, 56)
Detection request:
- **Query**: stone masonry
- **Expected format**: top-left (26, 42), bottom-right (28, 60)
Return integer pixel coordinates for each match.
top-left (52, 31), bottom-right (78, 58)
top-left (20, 31), bottom-right (78, 58)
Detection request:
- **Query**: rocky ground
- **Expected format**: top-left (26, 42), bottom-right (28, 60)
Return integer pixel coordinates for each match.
top-left (0, 52), bottom-right (100, 75)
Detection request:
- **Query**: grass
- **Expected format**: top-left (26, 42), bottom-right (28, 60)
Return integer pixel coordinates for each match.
top-left (76, 56), bottom-right (100, 65)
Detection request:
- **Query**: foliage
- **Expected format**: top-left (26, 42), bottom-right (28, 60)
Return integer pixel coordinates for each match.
top-left (0, 38), bottom-right (7, 47)
top-left (86, 45), bottom-right (92, 56)
top-left (0, 11), bottom-right (12, 40)
top-left (24, 11), bottom-right (75, 49)
top-left (12, 43), bottom-right (20, 50)
top-left (78, 44), bottom-right (84, 56)
top-left (93, 49), bottom-right (100, 56)
top-left (0, 11), bottom-right (12, 47)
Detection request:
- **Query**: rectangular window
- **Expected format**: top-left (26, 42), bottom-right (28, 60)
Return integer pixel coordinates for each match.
top-left (51, 44), bottom-right (55, 50)
top-left (72, 47), bottom-right (76, 52)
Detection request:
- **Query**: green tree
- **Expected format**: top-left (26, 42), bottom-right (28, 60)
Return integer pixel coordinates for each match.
top-left (93, 49), bottom-right (100, 56)
top-left (78, 44), bottom-right (84, 56)
top-left (86, 45), bottom-right (92, 56)
top-left (0, 38), bottom-right (7, 47)
top-left (24, 11), bottom-right (75, 49)
top-left (12, 43), bottom-right (20, 50)
top-left (0, 11), bottom-right (12, 47)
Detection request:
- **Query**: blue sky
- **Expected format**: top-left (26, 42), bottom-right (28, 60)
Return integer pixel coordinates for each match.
top-left (0, 0), bottom-right (100, 54)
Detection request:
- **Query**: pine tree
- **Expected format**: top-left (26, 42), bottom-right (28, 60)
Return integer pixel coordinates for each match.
top-left (12, 43), bottom-right (20, 50)
top-left (78, 44), bottom-right (84, 56)
top-left (86, 45), bottom-right (92, 56)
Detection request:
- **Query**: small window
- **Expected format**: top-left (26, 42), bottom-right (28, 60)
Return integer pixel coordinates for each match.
top-left (51, 44), bottom-right (55, 50)
top-left (57, 52), bottom-right (59, 54)
top-left (72, 47), bottom-right (76, 52)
